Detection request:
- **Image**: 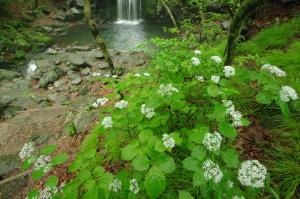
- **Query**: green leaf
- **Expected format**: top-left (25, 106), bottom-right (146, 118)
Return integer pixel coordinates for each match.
top-left (207, 85), bottom-right (220, 97)
top-left (218, 122), bottom-right (238, 139)
top-left (93, 166), bottom-right (105, 177)
top-left (179, 190), bottom-right (194, 199)
top-left (27, 189), bottom-right (39, 199)
top-left (83, 180), bottom-right (98, 199)
top-left (45, 175), bottom-right (58, 187)
top-left (154, 141), bottom-right (165, 152)
top-left (144, 166), bottom-right (166, 199)
top-left (207, 104), bottom-right (226, 122)
top-left (221, 148), bottom-right (239, 168)
top-left (40, 144), bottom-right (57, 155)
top-left (32, 169), bottom-right (44, 180)
top-left (152, 154), bottom-right (176, 174)
top-left (193, 170), bottom-right (205, 187)
top-left (99, 172), bottom-right (114, 189)
top-left (256, 92), bottom-right (273, 104)
top-left (132, 154), bottom-right (150, 171)
top-left (139, 129), bottom-right (154, 144)
top-left (191, 145), bottom-right (206, 161)
top-left (182, 157), bottom-right (200, 171)
top-left (121, 143), bottom-right (139, 161)
top-left (52, 153), bottom-right (68, 165)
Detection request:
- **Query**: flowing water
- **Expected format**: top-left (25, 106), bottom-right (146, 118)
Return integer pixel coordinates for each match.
top-left (116, 0), bottom-right (142, 25)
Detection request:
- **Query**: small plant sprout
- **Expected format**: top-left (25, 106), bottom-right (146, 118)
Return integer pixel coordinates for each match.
top-left (191, 57), bottom-right (201, 65)
top-left (101, 116), bottom-right (113, 128)
top-left (109, 179), bottom-right (122, 192)
top-left (210, 55), bottom-right (222, 64)
top-left (141, 104), bottom-right (155, 119)
top-left (194, 50), bottom-right (202, 55)
top-left (19, 142), bottom-right (35, 160)
top-left (223, 66), bottom-right (235, 77)
top-left (211, 75), bottom-right (220, 84)
top-left (115, 100), bottom-right (129, 109)
top-left (129, 179), bottom-right (140, 194)
top-left (162, 134), bottom-right (175, 149)
top-left (159, 84), bottom-right (179, 96)
top-left (261, 64), bottom-right (286, 77)
top-left (202, 160), bottom-right (223, 183)
top-left (202, 131), bottom-right (222, 152)
top-left (279, 86), bottom-right (298, 102)
top-left (238, 160), bottom-right (267, 188)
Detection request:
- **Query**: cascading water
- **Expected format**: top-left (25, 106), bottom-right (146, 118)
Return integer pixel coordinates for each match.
top-left (116, 0), bottom-right (142, 25)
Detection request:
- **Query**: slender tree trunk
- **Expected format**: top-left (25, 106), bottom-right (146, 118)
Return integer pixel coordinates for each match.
top-left (224, 0), bottom-right (264, 65)
top-left (33, 0), bottom-right (38, 10)
top-left (160, 0), bottom-right (178, 30)
top-left (83, 0), bottom-right (115, 74)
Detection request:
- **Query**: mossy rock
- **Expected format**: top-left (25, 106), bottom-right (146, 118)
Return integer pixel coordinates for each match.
top-left (0, 69), bottom-right (20, 81)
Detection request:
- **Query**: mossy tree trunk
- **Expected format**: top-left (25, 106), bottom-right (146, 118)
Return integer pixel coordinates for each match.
top-left (160, 0), bottom-right (178, 30)
top-left (32, 0), bottom-right (38, 10)
top-left (83, 0), bottom-right (115, 74)
top-left (224, 0), bottom-right (264, 65)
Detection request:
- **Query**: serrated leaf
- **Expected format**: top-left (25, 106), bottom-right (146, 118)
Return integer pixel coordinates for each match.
top-left (152, 154), bottom-right (176, 174)
top-left (132, 154), bottom-right (150, 171)
top-left (179, 190), bottom-right (194, 199)
top-left (121, 143), bottom-right (139, 161)
top-left (40, 144), bottom-right (57, 155)
top-left (139, 129), bottom-right (153, 144)
top-left (182, 157), bottom-right (200, 171)
top-left (218, 122), bottom-right (237, 139)
top-left (207, 85), bottom-right (220, 97)
top-left (221, 148), bottom-right (239, 168)
top-left (193, 170), bottom-right (205, 187)
top-left (144, 166), bottom-right (166, 199)
top-left (52, 153), bottom-right (68, 165)
top-left (191, 145), bottom-right (206, 161)
top-left (45, 175), bottom-right (58, 187)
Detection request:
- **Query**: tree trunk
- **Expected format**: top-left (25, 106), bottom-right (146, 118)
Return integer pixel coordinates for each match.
top-left (33, 0), bottom-right (38, 10)
top-left (160, 0), bottom-right (178, 30)
top-left (224, 0), bottom-right (264, 65)
top-left (83, 0), bottom-right (115, 74)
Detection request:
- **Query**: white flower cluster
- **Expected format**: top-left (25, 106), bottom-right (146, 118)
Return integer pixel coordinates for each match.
top-left (135, 73), bottom-right (141, 77)
top-left (202, 132), bottom-right (222, 152)
top-left (19, 142), bottom-right (35, 160)
top-left (162, 134), bottom-right (175, 149)
top-left (129, 179), bottom-right (140, 194)
top-left (223, 66), bottom-right (235, 77)
top-left (101, 116), bottom-right (113, 128)
top-left (202, 160), bottom-right (223, 183)
top-left (232, 196), bottom-right (245, 199)
top-left (109, 179), bottom-right (122, 192)
top-left (222, 100), bottom-right (243, 127)
top-left (93, 97), bottom-right (108, 108)
top-left (191, 57), bottom-right (201, 66)
top-left (38, 186), bottom-right (58, 199)
top-left (115, 100), bottom-right (128, 109)
top-left (141, 104), bottom-right (155, 119)
top-left (143, 72), bottom-right (151, 77)
top-left (210, 55), bottom-right (222, 64)
top-left (196, 76), bottom-right (204, 82)
top-left (279, 86), bottom-right (298, 102)
top-left (135, 73), bottom-right (151, 77)
top-left (159, 84), bottom-right (179, 96)
top-left (238, 160), bottom-right (267, 188)
top-left (211, 75), bottom-right (220, 84)
top-left (261, 64), bottom-right (286, 77)
top-left (194, 50), bottom-right (202, 55)
top-left (34, 155), bottom-right (52, 174)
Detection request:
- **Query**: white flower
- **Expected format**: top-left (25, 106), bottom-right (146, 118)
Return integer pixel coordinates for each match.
top-left (143, 72), bottom-right (151, 77)
top-left (279, 86), bottom-right (298, 102)
top-left (229, 110), bottom-right (243, 127)
top-left (191, 57), bottom-right (201, 66)
top-left (202, 132), bottom-right (222, 152)
top-left (261, 64), bottom-right (286, 77)
top-left (92, 72), bottom-right (102, 77)
top-left (194, 50), bottom-right (202, 55)
top-left (202, 160), bottom-right (223, 183)
top-left (232, 196), bottom-right (245, 199)
top-left (211, 76), bottom-right (220, 84)
top-left (19, 142), bottom-right (35, 160)
top-left (34, 155), bottom-right (52, 174)
top-left (162, 134), bottom-right (175, 149)
top-left (115, 100), bottom-right (128, 109)
top-left (159, 84), bottom-right (179, 96)
top-left (141, 104), bottom-right (155, 119)
top-left (196, 76), bottom-right (204, 82)
top-left (93, 97), bottom-right (108, 108)
top-left (129, 179), bottom-right (140, 194)
top-left (112, 75), bottom-right (118, 78)
top-left (238, 160), bottom-right (267, 188)
top-left (222, 100), bottom-right (233, 108)
top-left (135, 73), bottom-right (141, 77)
top-left (210, 56), bottom-right (222, 64)
top-left (38, 186), bottom-right (57, 199)
top-left (223, 66), bottom-right (235, 77)
top-left (109, 179), bottom-right (122, 192)
top-left (101, 116), bottom-right (113, 128)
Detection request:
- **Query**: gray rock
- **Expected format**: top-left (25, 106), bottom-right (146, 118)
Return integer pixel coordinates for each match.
top-left (67, 71), bottom-right (81, 80)
top-left (58, 84), bottom-right (70, 92)
top-left (35, 59), bottom-right (55, 73)
top-left (81, 67), bottom-right (90, 76)
top-left (0, 155), bottom-right (19, 176)
top-left (0, 69), bottom-right (20, 81)
top-left (47, 94), bottom-right (69, 105)
top-left (71, 77), bottom-right (82, 85)
top-left (39, 71), bottom-right (59, 88)
top-left (69, 55), bottom-right (86, 67)
top-left (97, 61), bottom-right (109, 69)
top-left (73, 110), bottom-right (98, 133)
top-left (54, 79), bottom-right (67, 88)
top-left (41, 26), bottom-right (52, 33)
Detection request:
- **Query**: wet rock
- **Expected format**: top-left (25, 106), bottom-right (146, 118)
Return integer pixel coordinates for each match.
top-left (67, 71), bottom-right (81, 81)
top-left (0, 155), bottom-right (19, 177)
top-left (71, 77), bottom-right (82, 85)
top-left (54, 79), bottom-right (67, 88)
top-left (69, 55), bottom-right (86, 67)
top-left (46, 48), bottom-right (57, 55)
top-left (0, 69), bottom-right (20, 81)
top-left (39, 71), bottom-right (59, 88)
top-left (35, 59), bottom-right (55, 73)
top-left (97, 61), bottom-right (109, 69)
top-left (81, 67), bottom-right (90, 76)
top-left (66, 7), bottom-right (84, 21)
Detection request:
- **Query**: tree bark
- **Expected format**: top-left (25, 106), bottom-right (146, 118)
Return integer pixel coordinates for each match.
top-left (160, 0), bottom-right (178, 30)
top-left (83, 0), bottom-right (115, 74)
top-left (224, 0), bottom-right (264, 65)
top-left (33, 0), bottom-right (38, 10)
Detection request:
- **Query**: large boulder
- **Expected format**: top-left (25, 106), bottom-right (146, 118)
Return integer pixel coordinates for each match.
top-left (39, 71), bottom-right (59, 88)
top-left (0, 69), bottom-right (20, 81)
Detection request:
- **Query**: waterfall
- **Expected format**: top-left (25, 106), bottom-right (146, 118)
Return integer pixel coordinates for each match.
top-left (116, 0), bottom-right (142, 25)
